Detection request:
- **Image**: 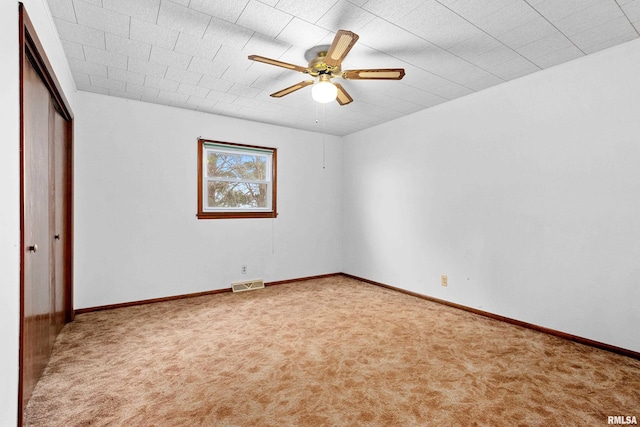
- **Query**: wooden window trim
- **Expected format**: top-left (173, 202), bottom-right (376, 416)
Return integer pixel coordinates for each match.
top-left (197, 139), bottom-right (278, 219)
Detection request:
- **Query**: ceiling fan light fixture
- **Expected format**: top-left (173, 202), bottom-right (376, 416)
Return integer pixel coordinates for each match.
top-left (311, 75), bottom-right (337, 103)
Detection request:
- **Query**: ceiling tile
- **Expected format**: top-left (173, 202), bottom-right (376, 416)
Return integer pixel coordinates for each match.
top-left (156, 90), bottom-right (190, 104)
top-left (108, 90), bottom-right (142, 101)
top-left (357, 17), bottom-right (430, 59)
top-left (574, 18), bottom-right (639, 53)
top-left (140, 94), bottom-right (172, 106)
top-left (79, 0), bottom-right (102, 7)
top-left (67, 58), bottom-right (107, 77)
top-left (227, 83), bottom-right (263, 98)
top-left (149, 45), bottom-right (193, 69)
top-left (463, 73), bottom-right (505, 91)
top-left (157, 0), bottom-right (212, 38)
top-left (185, 96), bottom-right (218, 109)
top-left (221, 64), bottom-right (262, 86)
top-left (233, 97), bottom-right (263, 109)
top-left (177, 83), bottom-right (211, 98)
top-left (465, 44), bottom-right (522, 69)
top-left (411, 74), bottom-right (473, 100)
top-left (447, 65), bottom-right (500, 86)
top-left (474, 1), bottom-right (541, 37)
top-left (167, 0), bottom-right (190, 6)
top-left (165, 67), bottom-right (204, 85)
top-left (486, 56), bottom-right (539, 80)
top-left (102, 0), bottom-right (160, 23)
top-left (447, 32), bottom-right (503, 61)
top-left (174, 32), bottom-right (221, 60)
top-left (83, 45), bottom-right (128, 69)
top-left (61, 40), bottom-right (85, 60)
top-left (105, 33), bottom-right (152, 60)
top-left (273, 46), bottom-right (308, 69)
top-left (236, 0), bottom-right (293, 38)
top-left (198, 74), bottom-right (235, 92)
top-left (188, 56), bottom-right (229, 77)
top-left (244, 33), bottom-right (292, 60)
top-left (554, 1), bottom-right (624, 36)
top-left (48, 0), bottom-right (76, 22)
top-left (407, 45), bottom-right (479, 77)
top-left (276, 18), bottom-right (331, 49)
top-left (130, 18), bottom-right (180, 50)
top-left (169, 101), bottom-right (199, 111)
top-left (53, 18), bottom-right (105, 49)
top-left (77, 83), bottom-right (109, 95)
top-left (382, 79), bottom-right (448, 107)
top-left (107, 66), bottom-right (146, 85)
top-left (400, 2), bottom-right (482, 49)
top-left (444, 0), bottom-right (519, 23)
top-left (189, 0), bottom-right (249, 23)
top-left (516, 31), bottom-right (576, 59)
top-left (89, 74), bottom-right (126, 92)
top-left (126, 82), bottom-right (160, 97)
top-left (206, 90), bottom-right (239, 104)
top-left (128, 57), bottom-right (168, 77)
top-left (621, 0), bottom-right (640, 22)
top-left (531, 0), bottom-right (603, 22)
top-left (73, 0), bottom-right (130, 37)
top-left (144, 75), bottom-right (180, 92)
top-left (203, 17), bottom-right (255, 48)
top-left (250, 74), bottom-right (286, 91)
top-left (315, 0), bottom-right (376, 32)
top-left (530, 45), bottom-right (584, 68)
top-left (361, 0), bottom-right (423, 23)
top-left (71, 71), bottom-right (91, 86)
top-left (275, 0), bottom-right (339, 23)
top-left (495, 16), bottom-right (559, 49)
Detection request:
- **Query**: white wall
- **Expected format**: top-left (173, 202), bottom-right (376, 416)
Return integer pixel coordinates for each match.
top-left (343, 39), bottom-right (640, 353)
top-left (0, 0), bottom-right (76, 424)
top-left (74, 92), bottom-right (342, 308)
top-left (0, 2), bottom-right (21, 424)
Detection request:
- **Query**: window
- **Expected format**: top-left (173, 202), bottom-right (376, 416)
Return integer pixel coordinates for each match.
top-left (197, 139), bottom-right (277, 219)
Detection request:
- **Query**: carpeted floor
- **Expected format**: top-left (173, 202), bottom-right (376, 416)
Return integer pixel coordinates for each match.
top-left (24, 276), bottom-right (640, 426)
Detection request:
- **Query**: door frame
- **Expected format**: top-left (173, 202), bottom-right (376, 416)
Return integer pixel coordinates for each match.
top-left (18, 3), bottom-right (74, 424)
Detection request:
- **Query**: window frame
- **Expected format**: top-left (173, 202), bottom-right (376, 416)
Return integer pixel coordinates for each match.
top-left (197, 139), bottom-right (278, 220)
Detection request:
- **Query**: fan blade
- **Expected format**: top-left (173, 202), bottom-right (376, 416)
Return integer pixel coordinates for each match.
top-left (333, 83), bottom-right (353, 106)
top-left (343, 68), bottom-right (406, 80)
top-left (270, 80), bottom-right (314, 98)
top-left (248, 55), bottom-right (309, 73)
top-left (325, 30), bottom-right (359, 67)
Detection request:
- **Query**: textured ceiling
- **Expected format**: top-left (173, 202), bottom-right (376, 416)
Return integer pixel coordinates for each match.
top-left (48, 0), bottom-right (640, 136)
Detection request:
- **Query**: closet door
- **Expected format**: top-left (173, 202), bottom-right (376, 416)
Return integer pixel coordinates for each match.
top-left (22, 54), bottom-right (54, 403)
top-left (19, 5), bottom-right (74, 421)
top-left (52, 104), bottom-right (71, 329)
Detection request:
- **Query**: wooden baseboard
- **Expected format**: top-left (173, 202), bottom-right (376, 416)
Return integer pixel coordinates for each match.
top-left (340, 273), bottom-right (640, 360)
top-left (74, 273), bottom-right (342, 315)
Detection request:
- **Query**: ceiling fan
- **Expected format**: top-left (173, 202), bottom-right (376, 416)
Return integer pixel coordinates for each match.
top-left (248, 30), bottom-right (405, 106)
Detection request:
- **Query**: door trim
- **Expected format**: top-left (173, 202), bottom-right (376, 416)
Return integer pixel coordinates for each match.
top-left (18, 3), bottom-right (74, 425)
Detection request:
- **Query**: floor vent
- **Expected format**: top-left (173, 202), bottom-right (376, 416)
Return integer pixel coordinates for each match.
top-left (231, 279), bottom-right (265, 293)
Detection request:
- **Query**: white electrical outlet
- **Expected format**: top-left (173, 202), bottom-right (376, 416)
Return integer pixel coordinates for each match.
top-left (441, 275), bottom-right (448, 287)
top-left (241, 265), bottom-right (247, 274)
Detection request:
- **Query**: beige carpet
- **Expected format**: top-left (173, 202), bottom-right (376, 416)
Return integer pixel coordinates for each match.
top-left (25, 276), bottom-right (640, 426)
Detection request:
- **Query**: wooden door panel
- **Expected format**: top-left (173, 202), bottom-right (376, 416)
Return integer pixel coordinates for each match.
top-left (52, 106), bottom-right (69, 333)
top-left (22, 53), bottom-right (53, 404)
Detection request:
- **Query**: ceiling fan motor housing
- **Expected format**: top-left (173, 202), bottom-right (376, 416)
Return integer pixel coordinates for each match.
top-left (308, 51), bottom-right (341, 78)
